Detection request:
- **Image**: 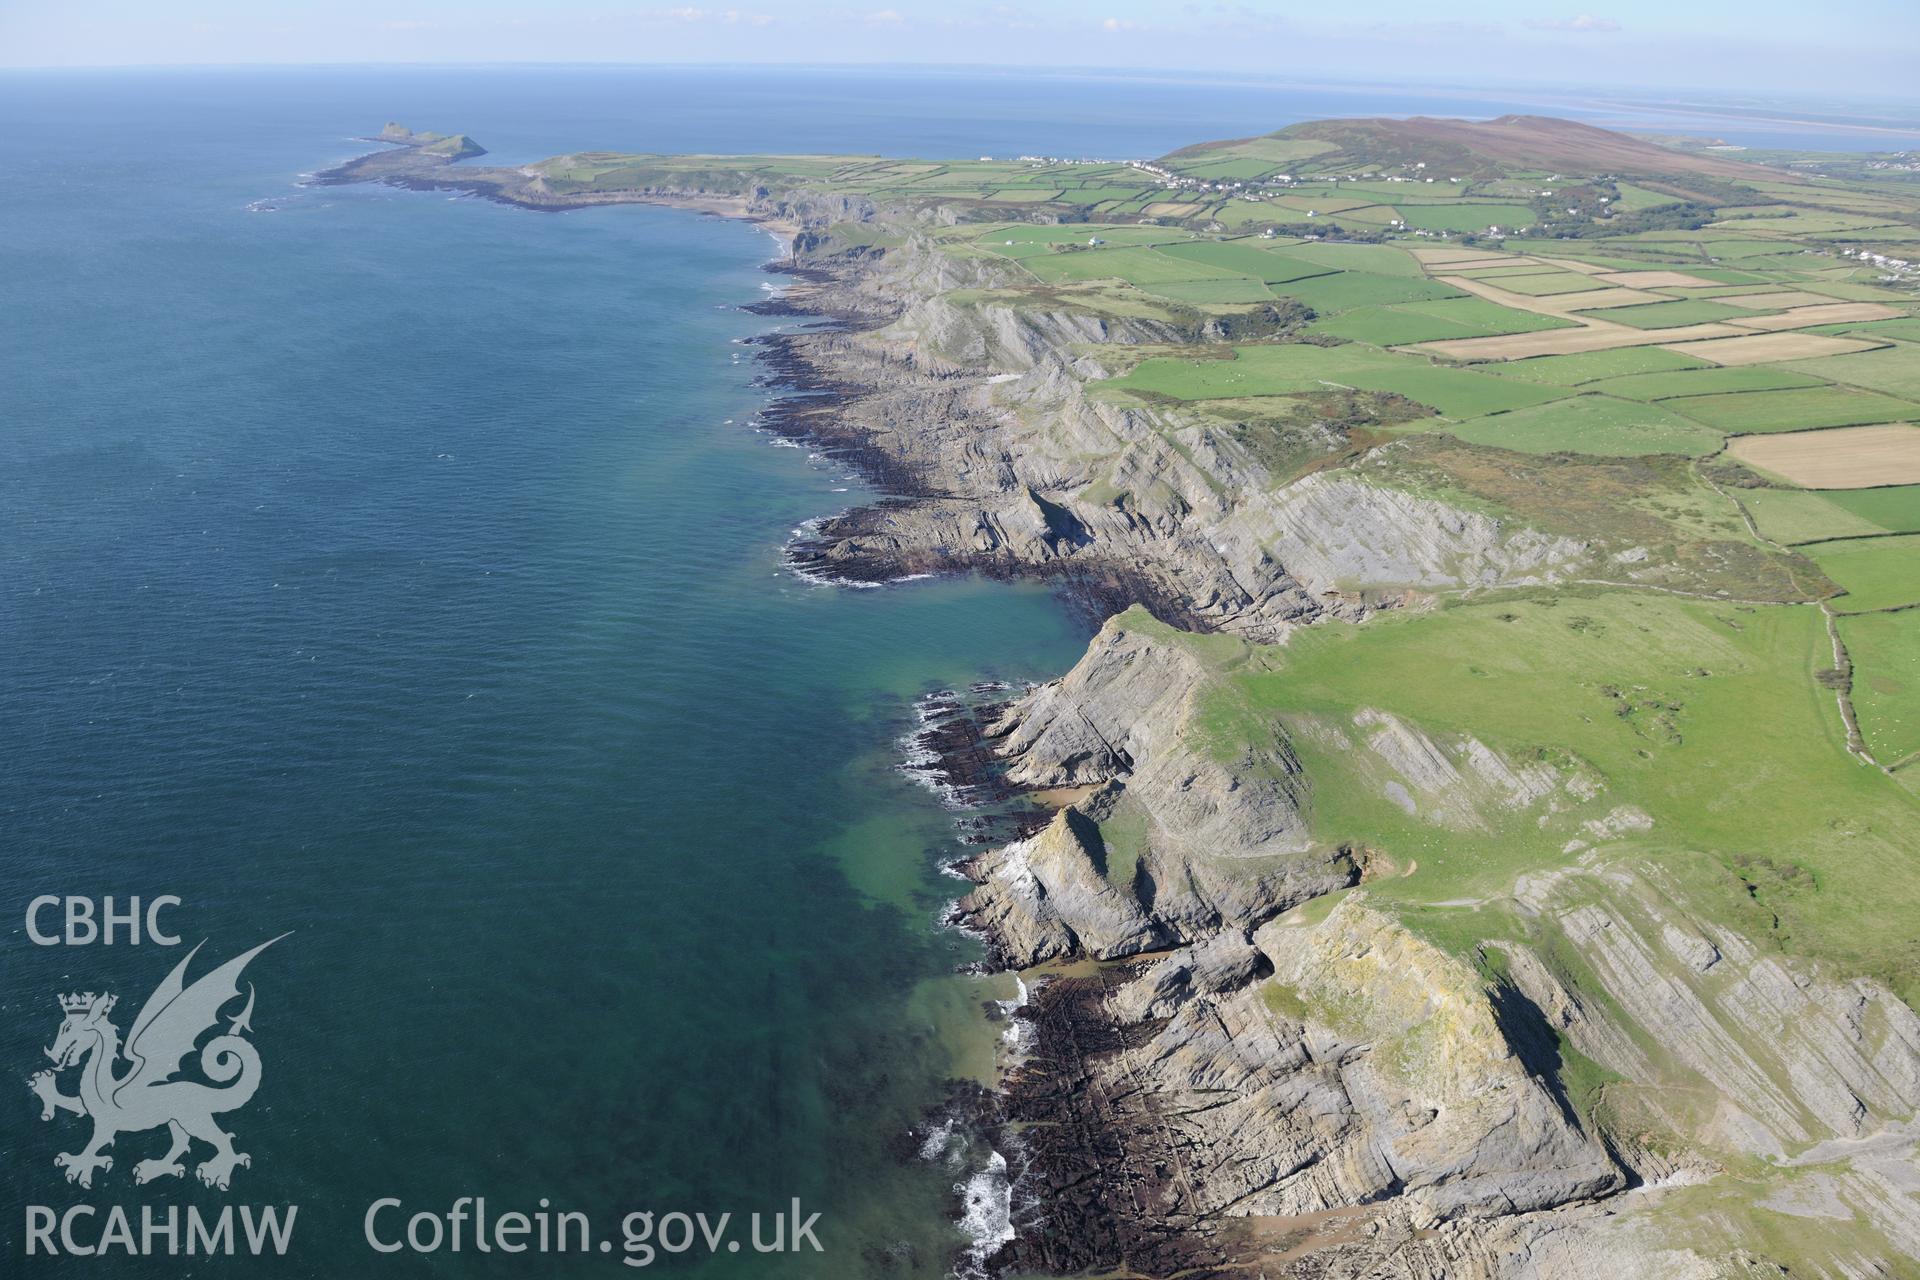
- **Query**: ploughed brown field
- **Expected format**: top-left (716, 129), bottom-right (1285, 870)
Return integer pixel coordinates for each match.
top-left (1732, 302), bottom-right (1904, 332)
top-left (1590, 270), bottom-right (1719, 289)
top-left (1416, 321), bottom-right (1748, 360)
top-left (1661, 331), bottom-right (1885, 366)
top-left (1727, 423), bottom-right (1920, 488)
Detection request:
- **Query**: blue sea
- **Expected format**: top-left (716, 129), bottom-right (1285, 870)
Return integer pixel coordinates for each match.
top-left (1, 67), bottom-right (1913, 1277)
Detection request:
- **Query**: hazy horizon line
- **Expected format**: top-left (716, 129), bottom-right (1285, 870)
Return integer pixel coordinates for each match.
top-left (4, 60), bottom-right (1919, 111)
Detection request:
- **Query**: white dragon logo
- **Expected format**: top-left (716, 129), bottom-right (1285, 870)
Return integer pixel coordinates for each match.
top-left (26, 937), bottom-right (284, 1191)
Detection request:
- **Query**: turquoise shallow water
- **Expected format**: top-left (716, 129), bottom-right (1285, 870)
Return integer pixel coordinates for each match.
top-left (5, 68), bottom-right (1909, 1278)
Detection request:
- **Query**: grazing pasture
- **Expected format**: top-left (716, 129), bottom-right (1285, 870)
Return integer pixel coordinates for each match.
top-left (1743, 485), bottom-right (1920, 544)
top-left (1585, 367), bottom-right (1827, 401)
top-left (1670, 387), bottom-right (1920, 433)
top-left (1156, 240), bottom-right (1332, 282)
top-left (1318, 296), bottom-right (1571, 345)
top-left (1447, 394), bottom-right (1724, 457)
top-left (1394, 202), bottom-right (1538, 232)
top-left (1743, 489), bottom-right (1891, 544)
top-left (1832, 318), bottom-right (1920, 344)
top-left (1146, 279), bottom-right (1279, 304)
top-left (1801, 534), bottom-right (1920, 613)
top-left (1337, 367), bottom-right (1575, 417)
top-left (1022, 245), bottom-right (1241, 286)
top-left (1837, 612), bottom-right (1920, 764)
top-left (1785, 343), bottom-right (1920, 400)
top-left (1267, 271), bottom-right (1465, 312)
top-left (1819, 486), bottom-right (1920, 534)
top-left (1106, 343), bottom-right (1408, 400)
top-left (1283, 242), bottom-right (1429, 276)
top-left (1480, 347), bottom-right (1710, 385)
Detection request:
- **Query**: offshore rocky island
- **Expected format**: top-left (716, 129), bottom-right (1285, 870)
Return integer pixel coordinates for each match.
top-left (318, 117), bottom-right (1920, 1277)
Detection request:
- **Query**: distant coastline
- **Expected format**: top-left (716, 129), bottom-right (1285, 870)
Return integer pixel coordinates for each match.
top-left (312, 118), bottom-right (1920, 1279)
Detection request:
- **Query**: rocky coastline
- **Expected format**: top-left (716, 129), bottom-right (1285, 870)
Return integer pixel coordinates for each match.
top-left (312, 136), bottom-right (1648, 1274)
top-left (316, 133), bottom-right (1920, 1279)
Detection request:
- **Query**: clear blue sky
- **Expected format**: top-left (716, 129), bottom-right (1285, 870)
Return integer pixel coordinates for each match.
top-left (3, 1), bottom-right (1915, 99)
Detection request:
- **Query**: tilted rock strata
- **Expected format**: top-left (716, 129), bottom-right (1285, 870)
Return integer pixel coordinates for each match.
top-left (965, 616), bottom-right (1920, 1275)
top-left (775, 244), bottom-right (1595, 641)
top-left (954, 618), bottom-right (1358, 966)
top-left (314, 138), bottom-right (1918, 1276)
top-left (315, 137), bottom-right (1598, 640)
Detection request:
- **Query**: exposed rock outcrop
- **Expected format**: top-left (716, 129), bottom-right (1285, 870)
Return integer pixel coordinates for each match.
top-left (993, 894), bottom-right (1631, 1278)
top-left (313, 131), bottom-right (1918, 1277)
top-left (954, 616), bottom-right (1358, 966)
top-left (314, 132), bottom-right (1600, 641)
top-left (774, 243), bottom-right (1596, 641)
top-left (959, 611), bottom-right (1920, 1276)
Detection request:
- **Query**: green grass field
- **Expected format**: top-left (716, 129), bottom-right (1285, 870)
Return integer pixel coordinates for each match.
top-left (1393, 202), bottom-right (1538, 232)
top-left (1743, 489), bottom-right (1893, 543)
top-left (1801, 534), bottom-right (1920, 613)
top-left (1667, 386), bottom-right (1920, 433)
top-left (1584, 367), bottom-right (1828, 401)
top-left (972, 224), bottom-right (1186, 257)
top-left (1282, 242), bottom-right (1427, 276)
top-left (1837, 611), bottom-right (1920, 764)
top-left (1785, 342), bottom-right (1920, 400)
top-left (1472, 271), bottom-right (1614, 297)
top-left (1336, 366), bottom-right (1575, 417)
top-left (1830, 318), bottom-right (1920, 343)
top-left (1144, 279), bottom-right (1278, 304)
top-left (1021, 245), bottom-right (1240, 286)
top-left (1106, 343), bottom-right (1408, 400)
top-left (1155, 239), bottom-right (1330, 282)
top-left (1175, 593), bottom-right (1920, 992)
top-left (1575, 299), bottom-right (1757, 328)
top-left (1446, 394), bottom-right (1726, 457)
top-left (1610, 182), bottom-right (1683, 212)
top-left (1105, 343), bottom-right (1579, 420)
top-left (1819, 485), bottom-right (1920, 533)
top-left (1266, 271), bottom-right (1465, 312)
top-left (1480, 347), bottom-right (1711, 386)
top-left (1314, 297), bottom-right (1571, 345)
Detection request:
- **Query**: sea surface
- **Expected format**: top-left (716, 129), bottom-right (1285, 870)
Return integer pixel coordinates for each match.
top-left (1, 68), bottom-right (1913, 1277)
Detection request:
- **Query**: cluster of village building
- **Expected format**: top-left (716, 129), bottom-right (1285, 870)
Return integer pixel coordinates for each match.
top-left (1119, 157), bottom-right (1474, 199)
top-left (1840, 246), bottom-right (1919, 280)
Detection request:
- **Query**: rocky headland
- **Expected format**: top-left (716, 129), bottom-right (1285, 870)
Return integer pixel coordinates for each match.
top-left (316, 127), bottom-right (1920, 1279)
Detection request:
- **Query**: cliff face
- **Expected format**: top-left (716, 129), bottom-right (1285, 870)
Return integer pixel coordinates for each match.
top-left (764, 226), bottom-right (1918, 1273)
top-left (1040, 862), bottom-right (1920, 1279)
top-left (955, 617), bottom-right (1354, 965)
top-left (314, 134), bottom-right (1919, 1276)
top-left (775, 237), bottom-right (1595, 642)
top-left (969, 612), bottom-right (1920, 1277)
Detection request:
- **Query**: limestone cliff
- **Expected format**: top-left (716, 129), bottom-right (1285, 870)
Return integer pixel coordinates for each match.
top-left (313, 133), bottom-right (1920, 1277)
top-left (964, 611), bottom-right (1920, 1277)
top-left (954, 616), bottom-right (1357, 966)
top-left (777, 236), bottom-right (1596, 641)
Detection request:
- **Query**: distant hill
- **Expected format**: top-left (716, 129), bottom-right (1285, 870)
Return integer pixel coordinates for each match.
top-left (377, 123), bottom-right (487, 161)
top-left (1168, 114), bottom-right (1785, 183)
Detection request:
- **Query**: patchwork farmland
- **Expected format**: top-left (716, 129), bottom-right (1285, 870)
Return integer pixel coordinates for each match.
top-left (512, 113), bottom-right (1920, 840)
